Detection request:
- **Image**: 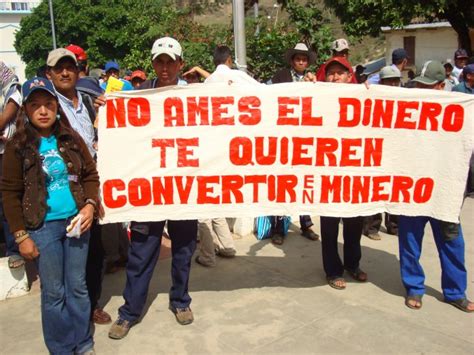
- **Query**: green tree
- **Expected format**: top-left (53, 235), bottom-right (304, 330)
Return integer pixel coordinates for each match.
top-left (15, 0), bottom-right (225, 77)
top-left (246, 0), bottom-right (333, 82)
top-left (15, 0), bottom-right (332, 81)
top-left (322, 0), bottom-right (473, 55)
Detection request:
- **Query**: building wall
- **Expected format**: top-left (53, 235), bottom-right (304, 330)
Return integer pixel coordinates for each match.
top-left (0, 1), bottom-right (39, 82)
top-left (384, 27), bottom-right (458, 73)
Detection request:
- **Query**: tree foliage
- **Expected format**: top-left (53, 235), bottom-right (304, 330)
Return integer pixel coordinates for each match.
top-left (15, 0), bottom-right (333, 80)
top-left (322, 0), bottom-right (473, 54)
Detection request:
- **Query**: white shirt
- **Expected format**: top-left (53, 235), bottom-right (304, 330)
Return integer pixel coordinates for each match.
top-left (204, 64), bottom-right (260, 85)
top-left (452, 66), bottom-right (463, 80)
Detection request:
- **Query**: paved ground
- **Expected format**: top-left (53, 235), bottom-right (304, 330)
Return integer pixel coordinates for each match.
top-left (1, 199), bottom-right (473, 354)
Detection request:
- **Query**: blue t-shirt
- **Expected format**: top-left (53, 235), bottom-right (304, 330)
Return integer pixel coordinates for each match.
top-left (39, 136), bottom-right (78, 221)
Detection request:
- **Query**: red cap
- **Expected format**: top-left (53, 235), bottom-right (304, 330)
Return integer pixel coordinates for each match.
top-left (65, 44), bottom-right (87, 61)
top-left (131, 70), bottom-right (146, 81)
top-left (323, 56), bottom-right (353, 74)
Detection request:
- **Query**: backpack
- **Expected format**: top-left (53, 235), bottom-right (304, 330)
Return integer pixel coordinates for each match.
top-left (79, 92), bottom-right (96, 125)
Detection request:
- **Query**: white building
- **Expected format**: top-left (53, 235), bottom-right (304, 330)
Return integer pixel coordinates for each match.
top-left (0, 1), bottom-right (39, 82)
top-left (381, 22), bottom-right (460, 72)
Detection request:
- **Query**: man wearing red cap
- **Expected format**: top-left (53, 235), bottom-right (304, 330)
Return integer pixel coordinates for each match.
top-left (320, 57), bottom-right (366, 291)
top-left (65, 44), bottom-right (88, 78)
top-left (130, 70), bottom-right (147, 89)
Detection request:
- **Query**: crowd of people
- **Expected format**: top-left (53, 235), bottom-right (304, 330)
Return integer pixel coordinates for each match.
top-left (0, 35), bottom-right (473, 354)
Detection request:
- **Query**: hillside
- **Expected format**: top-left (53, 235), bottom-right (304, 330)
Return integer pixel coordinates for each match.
top-left (191, 0), bottom-right (386, 65)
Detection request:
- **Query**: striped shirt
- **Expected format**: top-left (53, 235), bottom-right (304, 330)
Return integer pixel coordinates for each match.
top-left (56, 90), bottom-right (96, 157)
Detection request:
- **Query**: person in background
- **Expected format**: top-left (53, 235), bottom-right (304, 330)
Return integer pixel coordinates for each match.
top-left (272, 43), bottom-right (316, 84)
top-left (0, 61), bottom-right (22, 269)
top-left (443, 60), bottom-right (459, 91)
top-left (183, 66), bottom-right (210, 83)
top-left (331, 38), bottom-right (350, 58)
top-left (355, 64), bottom-right (368, 84)
top-left (194, 45), bottom-right (255, 268)
top-left (205, 45), bottom-right (259, 84)
top-left (65, 44), bottom-right (88, 78)
top-left (100, 61), bottom-right (133, 91)
top-left (398, 60), bottom-right (473, 312)
top-left (362, 66), bottom-right (400, 240)
top-left (1, 77), bottom-right (99, 354)
top-left (320, 56), bottom-right (366, 290)
top-left (452, 64), bottom-right (474, 94)
top-left (452, 49), bottom-right (469, 80)
top-left (130, 70), bottom-right (147, 89)
top-left (270, 42), bottom-right (319, 245)
top-left (368, 48), bottom-right (408, 85)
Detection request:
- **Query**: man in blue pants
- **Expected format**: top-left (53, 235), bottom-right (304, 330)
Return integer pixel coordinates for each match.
top-left (399, 60), bottom-right (473, 312)
top-left (109, 37), bottom-right (198, 340)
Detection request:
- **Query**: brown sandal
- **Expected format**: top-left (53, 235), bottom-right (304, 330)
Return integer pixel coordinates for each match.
top-left (446, 298), bottom-right (474, 313)
top-left (405, 295), bottom-right (423, 310)
top-left (327, 276), bottom-right (346, 290)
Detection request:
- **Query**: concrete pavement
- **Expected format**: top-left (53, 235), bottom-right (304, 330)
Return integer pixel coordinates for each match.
top-left (1, 199), bottom-right (473, 354)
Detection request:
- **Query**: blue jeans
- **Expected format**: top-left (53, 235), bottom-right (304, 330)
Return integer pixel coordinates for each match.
top-left (398, 216), bottom-right (467, 301)
top-left (29, 219), bottom-right (93, 354)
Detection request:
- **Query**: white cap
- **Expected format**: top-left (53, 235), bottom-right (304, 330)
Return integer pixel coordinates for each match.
top-left (331, 38), bottom-right (349, 52)
top-left (151, 37), bottom-right (182, 61)
top-left (379, 66), bottom-right (401, 80)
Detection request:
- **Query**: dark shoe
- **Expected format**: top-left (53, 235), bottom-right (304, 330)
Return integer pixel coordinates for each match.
top-left (115, 255), bottom-right (128, 268)
top-left (365, 232), bottom-right (381, 240)
top-left (93, 307), bottom-right (112, 325)
top-left (446, 298), bottom-right (474, 313)
top-left (386, 227), bottom-right (398, 236)
top-left (169, 305), bottom-right (194, 325)
top-left (195, 255), bottom-right (215, 267)
top-left (271, 233), bottom-right (284, 245)
top-left (345, 267), bottom-right (368, 282)
top-left (108, 317), bottom-right (134, 339)
top-left (301, 228), bottom-right (319, 241)
top-left (405, 294), bottom-right (423, 310)
top-left (216, 248), bottom-right (236, 258)
top-left (105, 262), bottom-right (120, 274)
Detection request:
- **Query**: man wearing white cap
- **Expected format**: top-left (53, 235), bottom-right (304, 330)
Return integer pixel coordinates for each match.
top-left (109, 37), bottom-right (198, 340)
top-left (138, 36), bottom-right (187, 89)
top-left (331, 38), bottom-right (349, 58)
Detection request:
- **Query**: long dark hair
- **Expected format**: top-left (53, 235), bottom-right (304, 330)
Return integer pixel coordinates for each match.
top-left (12, 104), bottom-right (78, 152)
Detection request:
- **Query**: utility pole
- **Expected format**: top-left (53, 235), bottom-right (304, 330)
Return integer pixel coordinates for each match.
top-left (232, 0), bottom-right (247, 72)
top-left (48, 0), bottom-right (57, 49)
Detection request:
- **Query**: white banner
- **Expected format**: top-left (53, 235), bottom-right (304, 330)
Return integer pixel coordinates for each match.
top-left (97, 82), bottom-right (473, 224)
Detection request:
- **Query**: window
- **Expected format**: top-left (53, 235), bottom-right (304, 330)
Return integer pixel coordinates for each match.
top-left (11, 2), bottom-right (28, 11)
top-left (403, 36), bottom-right (415, 66)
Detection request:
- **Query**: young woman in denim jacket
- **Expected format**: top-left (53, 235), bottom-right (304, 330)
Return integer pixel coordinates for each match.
top-left (1, 77), bottom-right (99, 354)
